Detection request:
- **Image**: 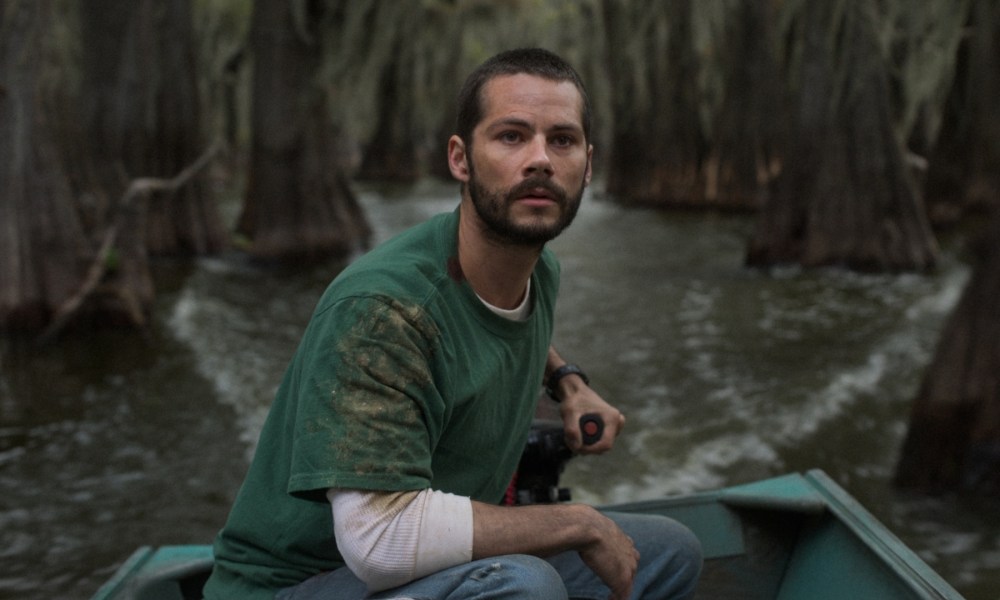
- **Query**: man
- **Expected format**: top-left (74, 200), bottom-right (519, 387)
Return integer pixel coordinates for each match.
top-left (204, 48), bottom-right (702, 600)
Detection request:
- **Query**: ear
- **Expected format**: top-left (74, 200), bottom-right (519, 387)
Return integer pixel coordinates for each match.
top-left (448, 135), bottom-right (470, 183)
top-left (584, 144), bottom-right (594, 187)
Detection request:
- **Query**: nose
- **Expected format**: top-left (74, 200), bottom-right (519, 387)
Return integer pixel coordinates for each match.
top-left (523, 135), bottom-right (554, 177)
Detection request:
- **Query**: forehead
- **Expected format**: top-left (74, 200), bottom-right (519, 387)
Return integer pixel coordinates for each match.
top-left (478, 74), bottom-right (585, 130)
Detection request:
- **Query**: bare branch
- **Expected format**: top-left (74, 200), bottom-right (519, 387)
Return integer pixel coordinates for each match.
top-left (36, 140), bottom-right (226, 345)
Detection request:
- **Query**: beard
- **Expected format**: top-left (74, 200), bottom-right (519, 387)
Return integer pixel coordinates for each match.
top-left (467, 164), bottom-right (585, 247)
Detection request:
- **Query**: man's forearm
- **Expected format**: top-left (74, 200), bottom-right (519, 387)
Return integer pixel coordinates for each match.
top-left (471, 500), bottom-right (596, 559)
top-left (471, 500), bottom-right (639, 599)
top-left (545, 346), bottom-right (568, 381)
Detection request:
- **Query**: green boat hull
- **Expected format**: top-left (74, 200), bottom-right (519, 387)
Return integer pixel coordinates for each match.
top-left (92, 470), bottom-right (964, 600)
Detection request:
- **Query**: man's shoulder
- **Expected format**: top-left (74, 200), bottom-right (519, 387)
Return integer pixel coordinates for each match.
top-left (374, 209), bottom-right (456, 253)
top-left (304, 211), bottom-right (461, 330)
top-left (328, 211), bottom-right (457, 296)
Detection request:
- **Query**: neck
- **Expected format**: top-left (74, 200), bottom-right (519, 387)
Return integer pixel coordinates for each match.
top-left (457, 196), bottom-right (542, 309)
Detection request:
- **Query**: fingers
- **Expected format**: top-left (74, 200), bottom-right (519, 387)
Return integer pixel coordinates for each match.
top-left (580, 517), bottom-right (639, 600)
top-left (607, 546), bottom-right (638, 599)
top-left (556, 380), bottom-right (626, 454)
top-left (569, 408), bottom-right (623, 455)
top-left (607, 543), bottom-right (638, 600)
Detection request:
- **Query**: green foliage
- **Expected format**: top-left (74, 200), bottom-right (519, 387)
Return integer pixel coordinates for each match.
top-left (885, 0), bottom-right (970, 145)
top-left (104, 247), bottom-right (121, 273)
top-left (231, 232), bottom-right (252, 252)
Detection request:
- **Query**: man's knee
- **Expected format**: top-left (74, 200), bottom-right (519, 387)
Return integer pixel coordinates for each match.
top-left (365, 555), bottom-right (568, 599)
top-left (660, 516), bottom-right (703, 569)
top-left (614, 512), bottom-right (701, 558)
top-left (607, 512), bottom-right (704, 597)
top-left (664, 518), bottom-right (704, 586)
top-left (473, 555), bottom-right (569, 599)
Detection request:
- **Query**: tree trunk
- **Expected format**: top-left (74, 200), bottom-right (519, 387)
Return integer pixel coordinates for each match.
top-left (601, 0), bottom-right (705, 206)
top-left (78, 0), bottom-right (228, 257)
top-left (923, 0), bottom-right (1000, 226)
top-left (746, 1), bottom-right (939, 272)
top-left (355, 36), bottom-right (420, 183)
top-left (422, 6), bottom-right (465, 182)
top-left (0, 1), bottom-right (92, 332)
top-left (895, 210), bottom-right (1000, 495)
top-left (237, 0), bottom-right (370, 262)
top-left (704, 1), bottom-right (782, 210)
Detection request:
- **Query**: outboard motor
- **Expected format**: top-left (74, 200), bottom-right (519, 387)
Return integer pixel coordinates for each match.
top-left (505, 414), bottom-right (605, 506)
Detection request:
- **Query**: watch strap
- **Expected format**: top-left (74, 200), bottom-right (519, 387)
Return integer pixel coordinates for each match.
top-left (546, 364), bottom-right (589, 402)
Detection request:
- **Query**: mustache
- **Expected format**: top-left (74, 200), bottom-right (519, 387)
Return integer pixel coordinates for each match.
top-left (507, 177), bottom-right (567, 204)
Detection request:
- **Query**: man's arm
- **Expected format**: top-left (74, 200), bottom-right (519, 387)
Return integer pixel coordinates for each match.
top-left (471, 500), bottom-right (639, 600)
top-left (328, 488), bottom-right (473, 591)
top-left (328, 350), bottom-right (631, 595)
top-left (330, 488), bottom-right (639, 600)
top-left (545, 346), bottom-right (626, 453)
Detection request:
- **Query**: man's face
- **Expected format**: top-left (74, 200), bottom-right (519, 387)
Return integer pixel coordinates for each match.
top-left (454, 74), bottom-right (593, 246)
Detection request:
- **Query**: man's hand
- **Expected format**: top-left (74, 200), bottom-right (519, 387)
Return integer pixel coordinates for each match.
top-left (558, 382), bottom-right (626, 454)
top-left (545, 347), bottom-right (626, 454)
top-left (577, 508), bottom-right (640, 600)
top-left (580, 515), bottom-right (639, 600)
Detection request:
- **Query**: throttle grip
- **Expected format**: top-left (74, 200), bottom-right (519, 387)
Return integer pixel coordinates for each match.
top-left (579, 413), bottom-right (605, 446)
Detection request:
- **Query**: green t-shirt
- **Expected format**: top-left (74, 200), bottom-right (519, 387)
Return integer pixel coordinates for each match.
top-left (203, 208), bottom-right (560, 599)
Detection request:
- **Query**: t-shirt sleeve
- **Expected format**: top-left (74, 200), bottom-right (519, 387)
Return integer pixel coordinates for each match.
top-left (287, 295), bottom-right (444, 498)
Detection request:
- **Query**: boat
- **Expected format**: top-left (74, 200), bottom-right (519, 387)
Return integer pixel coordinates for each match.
top-left (91, 468), bottom-right (965, 599)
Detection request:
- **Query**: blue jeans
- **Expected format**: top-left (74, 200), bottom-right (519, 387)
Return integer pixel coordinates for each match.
top-left (275, 512), bottom-right (703, 599)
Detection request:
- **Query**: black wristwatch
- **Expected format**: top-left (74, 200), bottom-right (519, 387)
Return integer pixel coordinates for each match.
top-left (546, 364), bottom-right (589, 402)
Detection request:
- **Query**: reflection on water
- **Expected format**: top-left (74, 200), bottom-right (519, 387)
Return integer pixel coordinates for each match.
top-left (1, 179), bottom-right (998, 599)
top-left (0, 329), bottom-right (246, 599)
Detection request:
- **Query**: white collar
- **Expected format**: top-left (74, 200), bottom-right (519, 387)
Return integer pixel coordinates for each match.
top-left (477, 279), bottom-right (532, 322)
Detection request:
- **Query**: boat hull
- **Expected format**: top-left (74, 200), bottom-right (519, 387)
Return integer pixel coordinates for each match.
top-left (91, 470), bottom-right (965, 600)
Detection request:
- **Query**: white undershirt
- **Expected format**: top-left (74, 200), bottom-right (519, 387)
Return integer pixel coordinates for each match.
top-left (328, 488), bottom-right (473, 591)
top-left (476, 279), bottom-right (532, 321)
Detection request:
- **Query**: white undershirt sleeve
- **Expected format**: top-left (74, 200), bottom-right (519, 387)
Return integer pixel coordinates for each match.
top-left (327, 487), bottom-right (474, 592)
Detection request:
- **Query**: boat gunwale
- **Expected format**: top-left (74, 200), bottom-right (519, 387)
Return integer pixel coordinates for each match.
top-left (90, 470), bottom-right (966, 600)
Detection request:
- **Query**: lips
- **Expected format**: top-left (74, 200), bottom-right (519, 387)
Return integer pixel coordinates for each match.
top-left (510, 179), bottom-right (564, 204)
top-left (519, 188), bottom-right (556, 201)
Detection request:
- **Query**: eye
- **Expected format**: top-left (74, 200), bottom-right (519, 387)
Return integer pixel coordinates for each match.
top-left (550, 134), bottom-right (577, 148)
top-left (499, 130), bottom-right (522, 144)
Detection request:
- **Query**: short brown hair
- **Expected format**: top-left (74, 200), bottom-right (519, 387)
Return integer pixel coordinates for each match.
top-left (455, 48), bottom-right (592, 146)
